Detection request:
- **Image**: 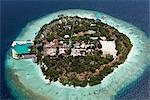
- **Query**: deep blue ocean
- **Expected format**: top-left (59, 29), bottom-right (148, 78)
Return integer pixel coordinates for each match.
top-left (1, 0), bottom-right (149, 99)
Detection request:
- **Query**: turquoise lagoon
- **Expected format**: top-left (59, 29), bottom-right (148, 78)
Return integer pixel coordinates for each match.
top-left (5, 9), bottom-right (150, 100)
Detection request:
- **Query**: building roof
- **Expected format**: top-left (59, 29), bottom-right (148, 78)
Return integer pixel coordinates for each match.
top-left (12, 43), bottom-right (32, 54)
top-left (85, 30), bottom-right (96, 34)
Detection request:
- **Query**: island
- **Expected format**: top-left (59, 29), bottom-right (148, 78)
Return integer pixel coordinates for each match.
top-left (12, 15), bottom-right (133, 87)
top-left (6, 8), bottom-right (150, 100)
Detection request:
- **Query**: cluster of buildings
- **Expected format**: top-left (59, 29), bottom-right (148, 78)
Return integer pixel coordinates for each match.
top-left (44, 34), bottom-right (95, 57)
top-left (43, 30), bottom-right (117, 58)
top-left (11, 15), bottom-right (116, 61)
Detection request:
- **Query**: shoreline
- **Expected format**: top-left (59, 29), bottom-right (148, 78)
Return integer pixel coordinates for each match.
top-left (5, 9), bottom-right (150, 100)
top-left (37, 65), bottom-right (50, 84)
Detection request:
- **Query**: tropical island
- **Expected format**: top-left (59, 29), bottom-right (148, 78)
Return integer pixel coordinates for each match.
top-left (11, 15), bottom-right (132, 87)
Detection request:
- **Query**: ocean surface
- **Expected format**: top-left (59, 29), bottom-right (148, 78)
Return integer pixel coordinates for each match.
top-left (1, 0), bottom-right (149, 100)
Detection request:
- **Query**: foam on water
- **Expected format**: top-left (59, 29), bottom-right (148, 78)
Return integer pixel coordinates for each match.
top-left (5, 9), bottom-right (150, 100)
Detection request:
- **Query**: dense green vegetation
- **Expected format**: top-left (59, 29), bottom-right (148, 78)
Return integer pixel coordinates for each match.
top-left (31, 15), bottom-right (132, 87)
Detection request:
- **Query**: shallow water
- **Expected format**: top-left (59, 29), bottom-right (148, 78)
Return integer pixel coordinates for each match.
top-left (5, 9), bottom-right (150, 100)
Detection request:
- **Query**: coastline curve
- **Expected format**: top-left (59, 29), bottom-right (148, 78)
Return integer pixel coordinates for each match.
top-left (5, 9), bottom-right (150, 100)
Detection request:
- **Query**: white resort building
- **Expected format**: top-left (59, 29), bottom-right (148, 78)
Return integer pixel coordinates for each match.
top-left (11, 41), bottom-right (35, 59)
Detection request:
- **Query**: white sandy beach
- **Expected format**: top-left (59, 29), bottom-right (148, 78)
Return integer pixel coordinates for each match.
top-left (5, 9), bottom-right (150, 100)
